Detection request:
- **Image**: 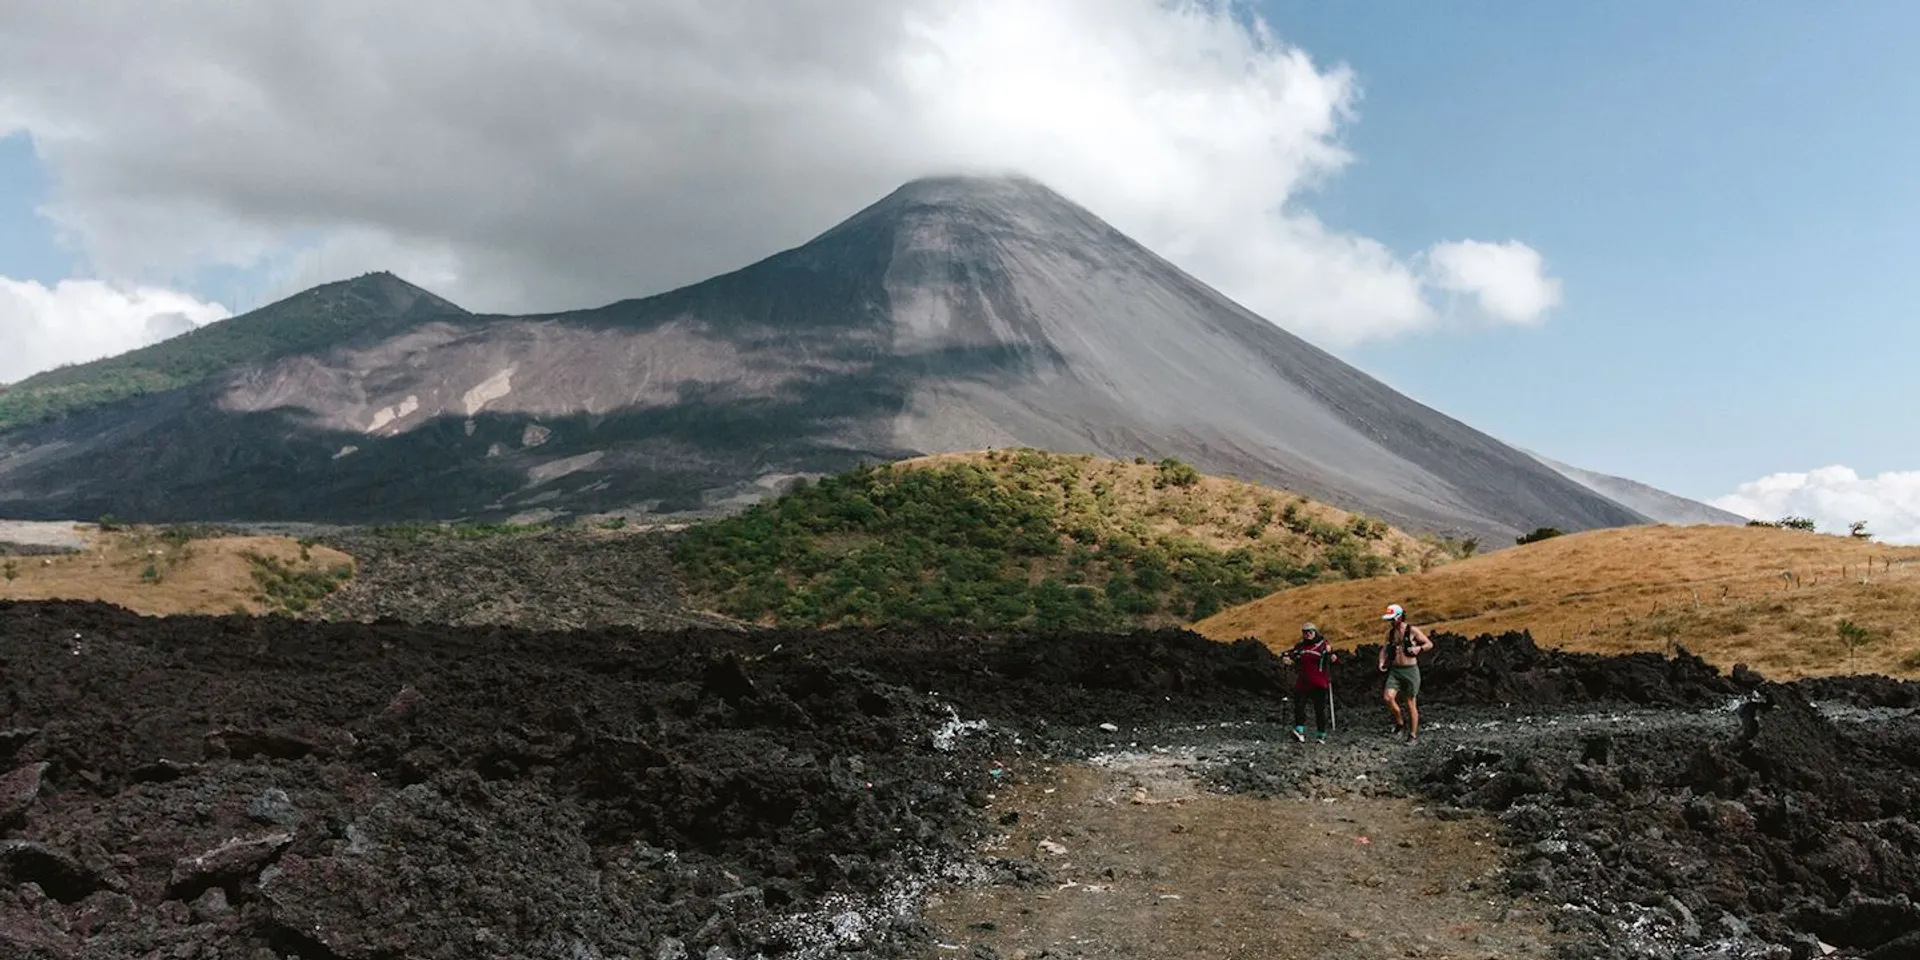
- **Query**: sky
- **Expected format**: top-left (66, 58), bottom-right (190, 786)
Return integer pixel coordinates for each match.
top-left (0, 1), bottom-right (1915, 541)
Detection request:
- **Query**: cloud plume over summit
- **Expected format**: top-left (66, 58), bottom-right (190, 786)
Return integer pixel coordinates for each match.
top-left (0, 0), bottom-right (1559, 375)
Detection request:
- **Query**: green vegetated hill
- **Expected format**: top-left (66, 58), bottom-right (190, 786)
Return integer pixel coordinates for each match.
top-left (674, 449), bottom-right (1455, 630)
top-left (0, 272), bottom-right (466, 429)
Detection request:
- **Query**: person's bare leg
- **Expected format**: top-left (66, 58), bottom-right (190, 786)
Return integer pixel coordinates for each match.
top-left (1405, 697), bottom-right (1420, 742)
top-left (1383, 688), bottom-right (1403, 731)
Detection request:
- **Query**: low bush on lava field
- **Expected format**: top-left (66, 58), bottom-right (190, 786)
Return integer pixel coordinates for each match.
top-left (245, 551), bottom-right (355, 614)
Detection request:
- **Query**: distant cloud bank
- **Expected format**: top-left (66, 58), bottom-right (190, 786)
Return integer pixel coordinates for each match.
top-left (0, 276), bottom-right (229, 384)
top-left (1712, 465), bottom-right (1920, 545)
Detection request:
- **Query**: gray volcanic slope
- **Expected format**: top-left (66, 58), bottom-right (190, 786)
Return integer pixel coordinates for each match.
top-left (0, 175), bottom-right (1648, 543)
top-left (1524, 449), bottom-right (1750, 526)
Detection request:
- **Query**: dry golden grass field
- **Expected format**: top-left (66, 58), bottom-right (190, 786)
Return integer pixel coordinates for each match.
top-left (898, 450), bottom-right (1443, 572)
top-left (1, 524), bottom-right (356, 616)
top-left (1195, 524), bottom-right (1920, 681)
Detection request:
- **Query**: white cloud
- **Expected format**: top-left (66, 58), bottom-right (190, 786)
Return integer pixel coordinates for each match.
top-left (1423, 240), bottom-right (1563, 325)
top-left (0, 0), bottom-right (1558, 365)
top-left (0, 277), bottom-right (231, 384)
top-left (1711, 465), bottom-right (1920, 545)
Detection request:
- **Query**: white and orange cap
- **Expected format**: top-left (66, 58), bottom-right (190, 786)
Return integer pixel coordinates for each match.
top-left (1381, 603), bottom-right (1405, 621)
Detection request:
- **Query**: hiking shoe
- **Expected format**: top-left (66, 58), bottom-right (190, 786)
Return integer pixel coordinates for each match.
top-left (1291, 727), bottom-right (1306, 743)
top-left (1314, 733), bottom-right (1327, 744)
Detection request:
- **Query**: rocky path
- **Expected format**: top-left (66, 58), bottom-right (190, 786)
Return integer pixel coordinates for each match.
top-left (0, 521), bottom-right (86, 554)
top-left (922, 697), bottom-right (1920, 960)
top-left (925, 743), bottom-right (1557, 960)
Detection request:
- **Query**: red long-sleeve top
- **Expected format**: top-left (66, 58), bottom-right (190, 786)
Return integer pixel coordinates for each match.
top-left (1288, 637), bottom-right (1334, 690)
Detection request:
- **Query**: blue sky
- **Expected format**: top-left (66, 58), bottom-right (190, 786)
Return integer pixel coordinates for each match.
top-left (1, 1), bottom-right (1915, 528)
top-left (1258, 0), bottom-right (1920, 502)
top-left (0, 134), bottom-right (69, 286)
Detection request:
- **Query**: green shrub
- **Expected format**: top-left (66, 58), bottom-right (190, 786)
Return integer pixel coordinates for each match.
top-left (245, 552), bottom-right (355, 615)
top-left (1516, 526), bottom-right (1565, 545)
top-left (1346, 515), bottom-right (1387, 540)
top-left (1153, 457), bottom-right (1200, 489)
top-left (157, 524), bottom-right (232, 548)
top-left (1280, 500), bottom-right (1310, 534)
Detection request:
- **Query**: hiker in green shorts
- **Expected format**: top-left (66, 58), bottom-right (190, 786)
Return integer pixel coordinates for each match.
top-left (1377, 603), bottom-right (1433, 743)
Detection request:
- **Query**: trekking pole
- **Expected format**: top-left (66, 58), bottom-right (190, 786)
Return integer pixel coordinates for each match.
top-left (1325, 649), bottom-right (1336, 733)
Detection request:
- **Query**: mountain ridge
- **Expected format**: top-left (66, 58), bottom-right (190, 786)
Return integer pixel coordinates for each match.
top-left (0, 272), bottom-right (468, 428)
top-left (1, 174), bottom-right (1650, 543)
top-left (1523, 448), bottom-right (1749, 527)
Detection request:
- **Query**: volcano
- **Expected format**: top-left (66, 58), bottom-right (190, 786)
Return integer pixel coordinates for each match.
top-left (0, 175), bottom-right (1657, 542)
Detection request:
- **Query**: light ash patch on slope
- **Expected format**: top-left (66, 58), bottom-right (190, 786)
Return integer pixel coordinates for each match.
top-left (218, 321), bottom-right (769, 432)
top-left (365, 394), bottom-right (419, 433)
top-left (462, 366), bottom-right (515, 415)
top-left (526, 450), bottom-right (605, 486)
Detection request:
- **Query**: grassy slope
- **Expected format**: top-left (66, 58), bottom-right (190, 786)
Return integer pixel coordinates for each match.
top-left (674, 449), bottom-right (1439, 630)
top-left (0, 273), bottom-right (459, 429)
top-left (1195, 524), bottom-right (1920, 680)
top-left (1, 525), bottom-right (356, 616)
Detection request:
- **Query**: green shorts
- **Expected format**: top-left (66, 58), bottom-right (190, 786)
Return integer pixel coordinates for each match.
top-left (1386, 665), bottom-right (1421, 698)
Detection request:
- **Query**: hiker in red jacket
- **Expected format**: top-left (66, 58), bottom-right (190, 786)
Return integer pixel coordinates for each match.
top-left (1284, 623), bottom-right (1337, 743)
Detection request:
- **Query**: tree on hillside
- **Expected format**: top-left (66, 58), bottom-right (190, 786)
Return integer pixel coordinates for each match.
top-left (1516, 526), bottom-right (1565, 545)
top-left (1849, 520), bottom-right (1871, 539)
top-left (1837, 618), bottom-right (1872, 671)
top-left (1778, 516), bottom-right (1816, 532)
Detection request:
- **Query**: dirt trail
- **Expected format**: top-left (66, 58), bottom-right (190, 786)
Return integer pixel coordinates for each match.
top-left (927, 745), bottom-right (1556, 960)
top-left (0, 521), bottom-right (86, 553)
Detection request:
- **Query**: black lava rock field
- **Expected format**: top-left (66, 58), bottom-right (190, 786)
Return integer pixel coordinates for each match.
top-left (1, 599), bottom-right (1917, 959)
